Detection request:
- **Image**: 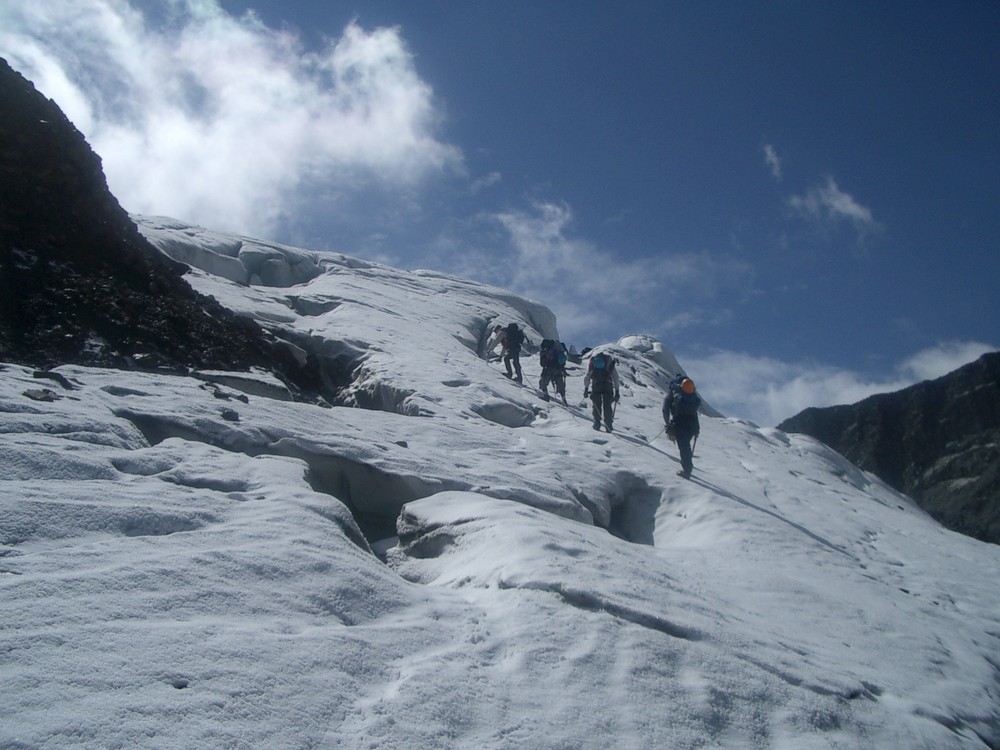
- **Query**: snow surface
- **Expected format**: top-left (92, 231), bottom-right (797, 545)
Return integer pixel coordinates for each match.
top-left (1, 217), bottom-right (998, 749)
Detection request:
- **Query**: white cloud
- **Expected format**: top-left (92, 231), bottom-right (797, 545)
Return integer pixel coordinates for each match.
top-left (486, 202), bottom-right (752, 347)
top-left (0, 0), bottom-right (462, 237)
top-left (659, 310), bottom-right (703, 332)
top-left (897, 340), bottom-right (996, 382)
top-left (681, 340), bottom-right (997, 427)
top-left (787, 176), bottom-right (881, 240)
top-left (470, 171), bottom-right (501, 194)
top-left (763, 143), bottom-right (782, 180)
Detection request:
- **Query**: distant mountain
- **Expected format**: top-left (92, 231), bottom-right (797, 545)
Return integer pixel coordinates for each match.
top-left (778, 352), bottom-right (1000, 544)
top-left (0, 58), bottom-right (316, 394)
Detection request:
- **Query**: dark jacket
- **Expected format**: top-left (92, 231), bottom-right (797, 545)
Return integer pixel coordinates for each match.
top-left (663, 389), bottom-right (700, 436)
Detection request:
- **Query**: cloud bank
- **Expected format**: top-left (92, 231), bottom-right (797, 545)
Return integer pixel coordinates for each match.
top-left (683, 340), bottom-right (998, 427)
top-left (0, 0), bottom-right (462, 237)
top-left (484, 202), bottom-right (754, 348)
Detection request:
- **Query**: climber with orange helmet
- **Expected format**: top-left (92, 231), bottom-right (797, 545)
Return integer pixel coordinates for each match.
top-left (663, 374), bottom-right (701, 479)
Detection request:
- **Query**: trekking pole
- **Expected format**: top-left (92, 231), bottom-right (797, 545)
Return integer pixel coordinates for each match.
top-left (692, 435), bottom-right (698, 454)
top-left (650, 426), bottom-right (665, 442)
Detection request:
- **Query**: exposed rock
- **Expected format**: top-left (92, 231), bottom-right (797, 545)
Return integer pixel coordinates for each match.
top-left (778, 352), bottom-right (1000, 544)
top-left (0, 58), bottom-right (321, 396)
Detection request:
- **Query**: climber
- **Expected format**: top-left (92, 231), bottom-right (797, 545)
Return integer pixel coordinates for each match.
top-left (663, 377), bottom-right (700, 478)
top-left (538, 339), bottom-right (569, 404)
top-left (584, 351), bottom-right (620, 432)
top-left (486, 322), bottom-right (526, 383)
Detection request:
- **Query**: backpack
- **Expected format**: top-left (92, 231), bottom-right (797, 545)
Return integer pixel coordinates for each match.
top-left (539, 339), bottom-right (554, 367)
top-left (672, 390), bottom-right (700, 418)
top-left (506, 323), bottom-right (524, 348)
top-left (540, 339), bottom-right (568, 368)
top-left (590, 352), bottom-right (614, 384)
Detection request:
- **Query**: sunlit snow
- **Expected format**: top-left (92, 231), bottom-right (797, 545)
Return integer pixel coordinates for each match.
top-left (1, 217), bottom-right (998, 749)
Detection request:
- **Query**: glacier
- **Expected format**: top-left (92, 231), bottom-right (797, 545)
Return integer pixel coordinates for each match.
top-left (1, 217), bottom-right (998, 749)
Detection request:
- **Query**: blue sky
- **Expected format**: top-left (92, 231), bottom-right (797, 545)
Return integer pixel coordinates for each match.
top-left (2, 0), bottom-right (997, 424)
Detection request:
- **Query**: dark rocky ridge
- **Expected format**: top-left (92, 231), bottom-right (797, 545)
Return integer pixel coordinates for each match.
top-left (778, 352), bottom-right (1000, 545)
top-left (0, 58), bottom-right (319, 394)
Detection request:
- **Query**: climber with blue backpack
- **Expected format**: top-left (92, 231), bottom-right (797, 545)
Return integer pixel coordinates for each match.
top-left (584, 351), bottom-right (620, 432)
top-left (538, 339), bottom-right (569, 404)
top-left (663, 376), bottom-right (701, 479)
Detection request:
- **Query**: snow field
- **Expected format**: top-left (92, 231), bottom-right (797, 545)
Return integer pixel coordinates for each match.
top-left (1, 219), bottom-right (998, 747)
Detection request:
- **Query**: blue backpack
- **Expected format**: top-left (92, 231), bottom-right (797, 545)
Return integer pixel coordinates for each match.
top-left (540, 340), bottom-right (568, 368)
top-left (590, 353), bottom-right (614, 383)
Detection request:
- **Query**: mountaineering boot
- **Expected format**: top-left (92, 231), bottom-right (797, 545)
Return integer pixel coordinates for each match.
top-left (606, 423), bottom-right (613, 433)
top-left (677, 470), bottom-right (690, 479)
top-left (593, 420), bottom-right (601, 431)
top-left (540, 391), bottom-right (550, 402)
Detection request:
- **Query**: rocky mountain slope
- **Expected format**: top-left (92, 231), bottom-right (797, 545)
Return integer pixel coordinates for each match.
top-left (0, 58), bottom-right (316, 394)
top-left (779, 352), bottom-right (1000, 544)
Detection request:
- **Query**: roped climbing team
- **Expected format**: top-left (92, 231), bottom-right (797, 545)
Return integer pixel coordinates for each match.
top-left (486, 322), bottom-right (702, 479)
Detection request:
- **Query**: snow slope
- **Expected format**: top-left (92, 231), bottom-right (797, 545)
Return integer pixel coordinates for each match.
top-left (1, 217), bottom-right (998, 749)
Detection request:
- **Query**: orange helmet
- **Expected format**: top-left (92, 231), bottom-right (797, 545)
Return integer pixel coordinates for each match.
top-left (680, 378), bottom-right (695, 394)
